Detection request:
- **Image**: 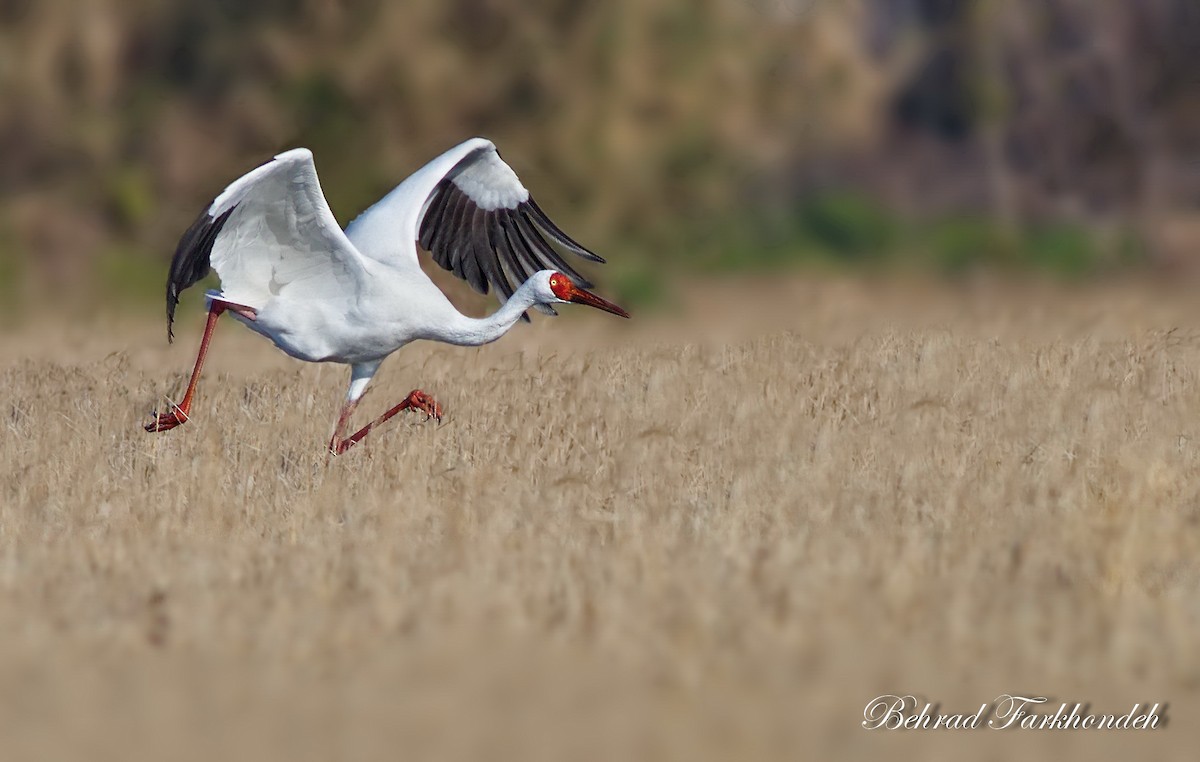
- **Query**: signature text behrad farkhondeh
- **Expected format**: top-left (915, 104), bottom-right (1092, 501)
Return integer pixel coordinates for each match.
top-left (863, 694), bottom-right (1164, 731)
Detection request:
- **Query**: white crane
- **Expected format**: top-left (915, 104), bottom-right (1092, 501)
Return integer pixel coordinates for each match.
top-left (145, 137), bottom-right (628, 454)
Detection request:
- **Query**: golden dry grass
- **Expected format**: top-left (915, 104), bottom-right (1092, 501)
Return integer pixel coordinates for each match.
top-left (2, 276), bottom-right (1200, 760)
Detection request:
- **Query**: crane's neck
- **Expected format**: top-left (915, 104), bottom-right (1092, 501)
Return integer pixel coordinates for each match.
top-left (435, 280), bottom-right (541, 347)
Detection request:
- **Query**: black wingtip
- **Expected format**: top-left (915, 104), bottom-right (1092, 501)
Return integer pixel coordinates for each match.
top-left (166, 283), bottom-right (178, 343)
top-left (163, 204), bottom-right (237, 342)
top-left (525, 196), bottom-right (605, 262)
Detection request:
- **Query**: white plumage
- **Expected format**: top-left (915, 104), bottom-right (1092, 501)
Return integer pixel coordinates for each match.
top-left (148, 138), bottom-right (627, 454)
top-left (207, 148), bottom-right (364, 310)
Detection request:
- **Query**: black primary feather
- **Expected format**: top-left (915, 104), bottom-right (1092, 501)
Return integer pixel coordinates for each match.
top-left (165, 204), bottom-right (237, 342)
top-left (416, 169), bottom-right (604, 319)
top-left (524, 196), bottom-right (605, 263)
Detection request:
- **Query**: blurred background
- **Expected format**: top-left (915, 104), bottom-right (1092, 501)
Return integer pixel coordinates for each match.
top-left (5, 5), bottom-right (1200, 759)
top-left (0, 0), bottom-right (1197, 316)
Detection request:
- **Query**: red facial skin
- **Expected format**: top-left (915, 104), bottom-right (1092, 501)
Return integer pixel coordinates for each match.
top-left (548, 272), bottom-right (630, 318)
top-left (548, 273), bottom-right (573, 301)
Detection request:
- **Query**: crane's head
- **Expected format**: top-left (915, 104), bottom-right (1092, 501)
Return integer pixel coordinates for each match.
top-left (537, 270), bottom-right (630, 318)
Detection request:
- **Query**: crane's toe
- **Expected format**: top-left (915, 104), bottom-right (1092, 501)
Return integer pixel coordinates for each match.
top-left (406, 390), bottom-right (443, 423)
top-left (145, 405), bottom-right (189, 433)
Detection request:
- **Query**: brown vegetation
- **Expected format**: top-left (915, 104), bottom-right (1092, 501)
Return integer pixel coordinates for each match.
top-left (2, 277), bottom-right (1198, 759)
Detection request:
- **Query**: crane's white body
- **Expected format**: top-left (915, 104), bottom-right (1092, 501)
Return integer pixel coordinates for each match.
top-left (150, 135), bottom-right (623, 452)
top-left (199, 138), bottom-right (562, 402)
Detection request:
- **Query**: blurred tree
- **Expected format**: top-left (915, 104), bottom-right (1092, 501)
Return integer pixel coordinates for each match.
top-left (0, 0), bottom-right (1196, 297)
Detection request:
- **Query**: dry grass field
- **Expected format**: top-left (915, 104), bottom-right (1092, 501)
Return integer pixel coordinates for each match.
top-left (2, 275), bottom-right (1200, 760)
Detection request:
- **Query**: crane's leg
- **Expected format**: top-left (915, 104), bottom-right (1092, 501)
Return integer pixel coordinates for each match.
top-left (329, 391), bottom-right (443, 455)
top-left (328, 362), bottom-right (442, 456)
top-left (327, 398), bottom-right (360, 455)
top-left (145, 299), bottom-right (256, 433)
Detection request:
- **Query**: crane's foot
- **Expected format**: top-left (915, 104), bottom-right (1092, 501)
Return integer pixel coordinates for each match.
top-left (406, 389), bottom-right (444, 423)
top-left (145, 403), bottom-right (190, 433)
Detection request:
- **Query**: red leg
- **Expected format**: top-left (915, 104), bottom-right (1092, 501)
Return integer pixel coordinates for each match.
top-left (327, 398), bottom-right (359, 456)
top-left (329, 390), bottom-right (442, 455)
top-left (145, 300), bottom-right (255, 433)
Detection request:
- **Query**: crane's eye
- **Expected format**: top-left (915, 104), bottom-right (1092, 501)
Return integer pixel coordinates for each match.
top-left (550, 278), bottom-right (559, 288)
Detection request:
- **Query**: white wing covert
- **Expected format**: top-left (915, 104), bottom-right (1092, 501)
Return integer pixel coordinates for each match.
top-left (164, 148), bottom-right (367, 340)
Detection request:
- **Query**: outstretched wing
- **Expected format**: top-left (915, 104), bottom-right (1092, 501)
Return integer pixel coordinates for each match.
top-left (345, 137), bottom-right (604, 318)
top-left (164, 148), bottom-right (368, 341)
